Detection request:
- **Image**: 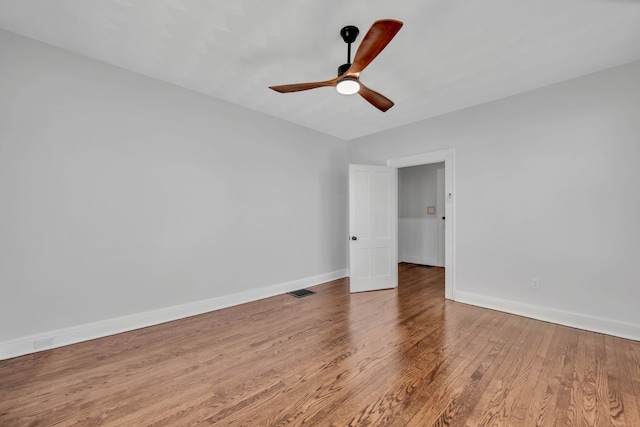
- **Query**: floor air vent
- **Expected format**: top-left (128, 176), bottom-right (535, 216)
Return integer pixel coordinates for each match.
top-left (287, 289), bottom-right (316, 298)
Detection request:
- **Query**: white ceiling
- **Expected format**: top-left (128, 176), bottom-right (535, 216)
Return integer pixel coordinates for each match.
top-left (1, 0), bottom-right (640, 140)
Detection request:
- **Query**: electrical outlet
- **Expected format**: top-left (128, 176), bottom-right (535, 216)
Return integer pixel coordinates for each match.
top-left (531, 278), bottom-right (540, 290)
top-left (34, 337), bottom-right (54, 350)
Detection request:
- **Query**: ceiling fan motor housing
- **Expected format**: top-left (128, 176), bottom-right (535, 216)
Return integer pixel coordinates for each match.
top-left (337, 63), bottom-right (351, 76)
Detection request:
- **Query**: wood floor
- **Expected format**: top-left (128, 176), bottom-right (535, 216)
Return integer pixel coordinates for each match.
top-left (1, 264), bottom-right (639, 426)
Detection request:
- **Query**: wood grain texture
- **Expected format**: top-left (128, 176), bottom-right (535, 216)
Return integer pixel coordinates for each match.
top-left (1, 263), bottom-right (639, 426)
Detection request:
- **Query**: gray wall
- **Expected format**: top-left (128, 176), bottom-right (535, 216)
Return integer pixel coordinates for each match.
top-left (0, 30), bottom-right (348, 347)
top-left (349, 60), bottom-right (640, 334)
top-left (398, 163), bottom-right (443, 218)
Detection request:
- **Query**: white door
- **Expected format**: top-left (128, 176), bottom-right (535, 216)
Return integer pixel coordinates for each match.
top-left (436, 168), bottom-right (445, 267)
top-left (349, 164), bottom-right (397, 293)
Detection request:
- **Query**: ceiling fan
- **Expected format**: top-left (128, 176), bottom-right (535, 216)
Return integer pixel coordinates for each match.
top-left (269, 19), bottom-right (403, 112)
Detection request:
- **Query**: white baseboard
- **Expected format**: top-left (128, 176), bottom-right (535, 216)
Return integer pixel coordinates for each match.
top-left (399, 256), bottom-right (437, 266)
top-left (0, 269), bottom-right (348, 360)
top-left (455, 290), bottom-right (640, 341)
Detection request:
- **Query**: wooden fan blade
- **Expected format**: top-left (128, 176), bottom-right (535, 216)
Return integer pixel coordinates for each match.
top-left (269, 78), bottom-right (337, 93)
top-left (358, 82), bottom-right (394, 112)
top-left (349, 19), bottom-right (403, 74)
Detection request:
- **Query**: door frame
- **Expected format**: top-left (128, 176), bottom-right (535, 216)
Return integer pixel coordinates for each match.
top-left (387, 149), bottom-right (456, 300)
top-left (436, 167), bottom-right (445, 268)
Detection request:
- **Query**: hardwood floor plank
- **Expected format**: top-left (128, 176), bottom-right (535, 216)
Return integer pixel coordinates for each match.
top-left (625, 339), bottom-right (640, 416)
top-left (505, 320), bottom-right (554, 426)
top-left (522, 324), bottom-right (567, 427)
top-left (1, 264), bottom-right (639, 427)
top-left (593, 334), bottom-right (612, 427)
top-left (550, 324), bottom-right (580, 427)
top-left (571, 330), bottom-right (598, 427)
top-left (616, 337), bottom-right (640, 423)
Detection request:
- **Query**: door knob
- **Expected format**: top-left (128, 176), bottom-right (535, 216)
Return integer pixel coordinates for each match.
top-left (351, 236), bottom-right (358, 241)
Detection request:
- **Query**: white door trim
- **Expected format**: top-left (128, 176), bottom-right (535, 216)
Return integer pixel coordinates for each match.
top-left (387, 149), bottom-right (456, 300)
top-left (436, 167), bottom-right (445, 268)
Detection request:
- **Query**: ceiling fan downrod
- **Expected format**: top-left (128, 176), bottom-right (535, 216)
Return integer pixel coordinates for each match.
top-left (338, 25), bottom-right (359, 76)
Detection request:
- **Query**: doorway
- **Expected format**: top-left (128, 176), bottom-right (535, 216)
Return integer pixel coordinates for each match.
top-left (397, 162), bottom-right (445, 268)
top-left (387, 149), bottom-right (455, 300)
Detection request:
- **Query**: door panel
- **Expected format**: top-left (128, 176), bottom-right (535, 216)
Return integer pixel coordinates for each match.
top-left (349, 165), bottom-right (397, 293)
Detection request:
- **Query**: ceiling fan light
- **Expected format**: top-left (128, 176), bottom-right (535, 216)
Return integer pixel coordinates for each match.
top-left (336, 77), bottom-right (360, 95)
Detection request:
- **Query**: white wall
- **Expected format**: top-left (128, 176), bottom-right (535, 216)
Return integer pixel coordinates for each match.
top-left (349, 60), bottom-right (640, 339)
top-left (398, 163), bottom-right (443, 265)
top-left (0, 30), bottom-right (348, 357)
